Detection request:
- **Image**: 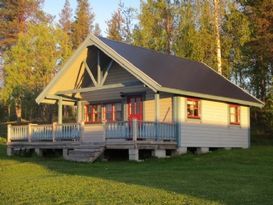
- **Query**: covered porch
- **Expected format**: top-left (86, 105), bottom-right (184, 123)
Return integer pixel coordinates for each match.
top-left (7, 120), bottom-right (177, 161)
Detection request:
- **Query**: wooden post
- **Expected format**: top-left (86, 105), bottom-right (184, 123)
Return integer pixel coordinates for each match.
top-left (28, 124), bottom-right (32, 143)
top-left (132, 119), bottom-right (138, 143)
top-left (58, 98), bottom-right (63, 124)
top-left (77, 101), bottom-right (82, 123)
top-left (80, 121), bottom-right (85, 143)
top-left (155, 93), bottom-right (160, 140)
top-left (97, 50), bottom-right (101, 85)
top-left (7, 124), bottom-right (11, 143)
top-left (52, 122), bottom-right (57, 142)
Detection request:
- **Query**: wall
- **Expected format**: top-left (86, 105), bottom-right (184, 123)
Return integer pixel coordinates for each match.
top-left (143, 92), bottom-right (173, 122)
top-left (176, 97), bottom-right (250, 148)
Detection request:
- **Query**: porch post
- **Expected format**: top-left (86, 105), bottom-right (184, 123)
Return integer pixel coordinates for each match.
top-left (58, 98), bottom-right (63, 124)
top-left (155, 93), bottom-right (160, 140)
top-left (155, 93), bottom-right (160, 122)
top-left (77, 101), bottom-right (83, 123)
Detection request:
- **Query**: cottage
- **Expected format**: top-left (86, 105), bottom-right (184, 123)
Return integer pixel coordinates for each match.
top-left (6, 34), bottom-right (263, 162)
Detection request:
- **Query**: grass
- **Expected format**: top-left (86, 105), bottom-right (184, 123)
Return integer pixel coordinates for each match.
top-left (0, 141), bottom-right (273, 204)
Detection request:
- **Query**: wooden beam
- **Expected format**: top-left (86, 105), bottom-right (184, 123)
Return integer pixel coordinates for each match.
top-left (83, 61), bottom-right (98, 87)
top-left (56, 81), bottom-right (143, 95)
top-left (58, 98), bottom-right (63, 124)
top-left (97, 50), bottom-right (101, 85)
top-left (155, 93), bottom-right (160, 122)
top-left (46, 95), bottom-right (77, 102)
top-left (101, 60), bottom-right (113, 86)
top-left (77, 101), bottom-right (83, 123)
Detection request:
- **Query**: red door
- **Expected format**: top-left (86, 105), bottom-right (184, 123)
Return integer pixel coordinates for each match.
top-left (127, 96), bottom-right (143, 121)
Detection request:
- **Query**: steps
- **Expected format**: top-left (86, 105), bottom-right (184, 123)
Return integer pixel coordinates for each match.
top-left (66, 143), bottom-right (105, 163)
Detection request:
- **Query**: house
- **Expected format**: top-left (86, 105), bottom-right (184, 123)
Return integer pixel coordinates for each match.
top-left (6, 34), bottom-right (263, 162)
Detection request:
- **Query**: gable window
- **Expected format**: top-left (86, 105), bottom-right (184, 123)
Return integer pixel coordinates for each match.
top-left (187, 98), bottom-right (200, 119)
top-left (229, 104), bottom-right (240, 125)
top-left (85, 102), bottom-right (122, 123)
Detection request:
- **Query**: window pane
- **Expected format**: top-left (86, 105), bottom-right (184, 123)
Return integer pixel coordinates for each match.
top-left (187, 99), bottom-right (200, 118)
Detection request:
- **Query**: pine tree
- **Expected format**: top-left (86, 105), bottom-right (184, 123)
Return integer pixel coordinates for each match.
top-left (106, 9), bottom-right (124, 41)
top-left (2, 23), bottom-right (72, 122)
top-left (71, 0), bottom-right (95, 49)
top-left (0, 0), bottom-right (49, 50)
top-left (58, 0), bottom-right (73, 35)
top-left (93, 23), bottom-right (101, 36)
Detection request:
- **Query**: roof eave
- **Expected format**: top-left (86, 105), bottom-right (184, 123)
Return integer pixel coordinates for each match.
top-left (160, 86), bottom-right (264, 108)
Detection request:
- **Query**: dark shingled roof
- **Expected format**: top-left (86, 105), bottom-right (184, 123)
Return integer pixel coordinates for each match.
top-left (98, 36), bottom-right (260, 104)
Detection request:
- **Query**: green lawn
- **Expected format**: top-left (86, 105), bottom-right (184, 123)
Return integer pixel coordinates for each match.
top-left (0, 142), bottom-right (273, 205)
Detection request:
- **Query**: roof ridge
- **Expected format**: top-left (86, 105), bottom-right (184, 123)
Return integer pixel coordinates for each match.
top-left (97, 36), bottom-right (201, 65)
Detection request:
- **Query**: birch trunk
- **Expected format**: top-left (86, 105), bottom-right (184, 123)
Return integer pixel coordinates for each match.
top-left (214, 0), bottom-right (222, 74)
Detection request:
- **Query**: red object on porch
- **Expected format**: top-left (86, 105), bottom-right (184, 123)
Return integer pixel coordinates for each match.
top-left (127, 96), bottom-right (143, 121)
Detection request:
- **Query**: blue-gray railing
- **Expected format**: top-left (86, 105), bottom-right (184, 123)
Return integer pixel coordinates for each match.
top-left (8, 123), bottom-right (81, 142)
top-left (105, 120), bottom-right (176, 141)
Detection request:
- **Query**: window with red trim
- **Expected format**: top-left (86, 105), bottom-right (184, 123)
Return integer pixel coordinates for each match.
top-left (85, 102), bottom-right (122, 123)
top-left (229, 105), bottom-right (240, 125)
top-left (187, 98), bottom-right (200, 119)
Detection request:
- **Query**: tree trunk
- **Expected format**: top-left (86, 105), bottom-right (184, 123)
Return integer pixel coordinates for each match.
top-left (214, 0), bottom-right (222, 74)
top-left (15, 99), bottom-right (22, 123)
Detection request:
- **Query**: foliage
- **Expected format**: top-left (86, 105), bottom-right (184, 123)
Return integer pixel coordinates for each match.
top-left (93, 23), bottom-right (101, 36)
top-left (58, 0), bottom-right (73, 35)
top-left (1, 23), bottom-right (72, 121)
top-left (71, 0), bottom-right (95, 49)
top-left (1, 143), bottom-right (273, 204)
top-left (106, 3), bottom-right (137, 42)
top-left (133, 0), bottom-right (178, 54)
top-left (0, 0), bottom-right (51, 50)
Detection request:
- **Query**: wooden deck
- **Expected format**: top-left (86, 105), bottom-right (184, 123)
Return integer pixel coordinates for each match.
top-left (7, 121), bottom-right (178, 162)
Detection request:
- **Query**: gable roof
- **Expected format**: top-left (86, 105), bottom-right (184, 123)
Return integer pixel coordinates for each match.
top-left (36, 34), bottom-right (263, 107)
top-left (97, 36), bottom-right (263, 107)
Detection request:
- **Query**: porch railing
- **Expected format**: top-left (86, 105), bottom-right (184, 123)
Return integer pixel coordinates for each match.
top-left (105, 120), bottom-right (177, 141)
top-left (8, 123), bottom-right (81, 142)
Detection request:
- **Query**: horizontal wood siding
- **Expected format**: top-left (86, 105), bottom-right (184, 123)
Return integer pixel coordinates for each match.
top-left (160, 94), bottom-right (173, 122)
top-left (179, 97), bottom-right (250, 148)
top-left (104, 64), bottom-right (137, 85)
top-left (144, 92), bottom-right (173, 122)
top-left (144, 91), bottom-right (155, 121)
top-left (81, 86), bottom-right (148, 102)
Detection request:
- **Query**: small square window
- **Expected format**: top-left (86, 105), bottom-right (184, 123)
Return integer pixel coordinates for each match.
top-left (229, 105), bottom-right (240, 125)
top-left (187, 98), bottom-right (200, 119)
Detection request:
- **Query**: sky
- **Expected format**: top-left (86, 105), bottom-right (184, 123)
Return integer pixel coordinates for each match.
top-left (43, 0), bottom-right (140, 36)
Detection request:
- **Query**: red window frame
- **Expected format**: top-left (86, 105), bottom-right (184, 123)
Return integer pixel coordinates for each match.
top-left (229, 104), bottom-right (240, 125)
top-left (187, 98), bottom-right (201, 119)
top-left (85, 103), bottom-right (122, 124)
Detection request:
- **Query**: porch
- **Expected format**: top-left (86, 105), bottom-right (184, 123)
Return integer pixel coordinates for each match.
top-left (6, 120), bottom-right (177, 162)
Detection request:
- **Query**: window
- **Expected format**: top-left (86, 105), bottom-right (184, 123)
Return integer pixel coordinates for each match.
top-left (85, 102), bottom-right (122, 123)
top-left (187, 98), bottom-right (200, 119)
top-left (229, 104), bottom-right (240, 125)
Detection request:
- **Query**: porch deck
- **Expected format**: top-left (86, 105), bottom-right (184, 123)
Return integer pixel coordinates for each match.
top-left (6, 120), bottom-right (177, 162)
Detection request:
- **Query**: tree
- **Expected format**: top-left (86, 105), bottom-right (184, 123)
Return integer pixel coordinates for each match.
top-left (71, 0), bottom-right (95, 49)
top-left (58, 0), bottom-right (73, 35)
top-left (93, 23), bottom-right (101, 36)
top-left (120, 3), bottom-right (137, 43)
top-left (133, 0), bottom-right (179, 54)
top-left (214, 0), bottom-right (222, 74)
top-left (1, 23), bottom-right (72, 122)
top-left (0, 0), bottom-right (50, 50)
top-left (106, 9), bottom-right (124, 41)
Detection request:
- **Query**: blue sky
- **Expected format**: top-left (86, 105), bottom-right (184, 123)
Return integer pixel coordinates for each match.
top-left (43, 0), bottom-right (140, 36)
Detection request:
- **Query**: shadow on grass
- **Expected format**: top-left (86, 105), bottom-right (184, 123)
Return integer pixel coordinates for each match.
top-left (1, 143), bottom-right (273, 205)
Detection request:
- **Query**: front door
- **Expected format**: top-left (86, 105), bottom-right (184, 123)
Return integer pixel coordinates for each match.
top-left (127, 96), bottom-right (143, 121)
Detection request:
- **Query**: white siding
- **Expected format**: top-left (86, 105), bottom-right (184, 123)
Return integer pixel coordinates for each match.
top-left (178, 97), bottom-right (250, 148)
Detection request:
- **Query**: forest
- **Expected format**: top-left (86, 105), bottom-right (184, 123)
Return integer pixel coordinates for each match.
top-left (0, 0), bottom-right (272, 137)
